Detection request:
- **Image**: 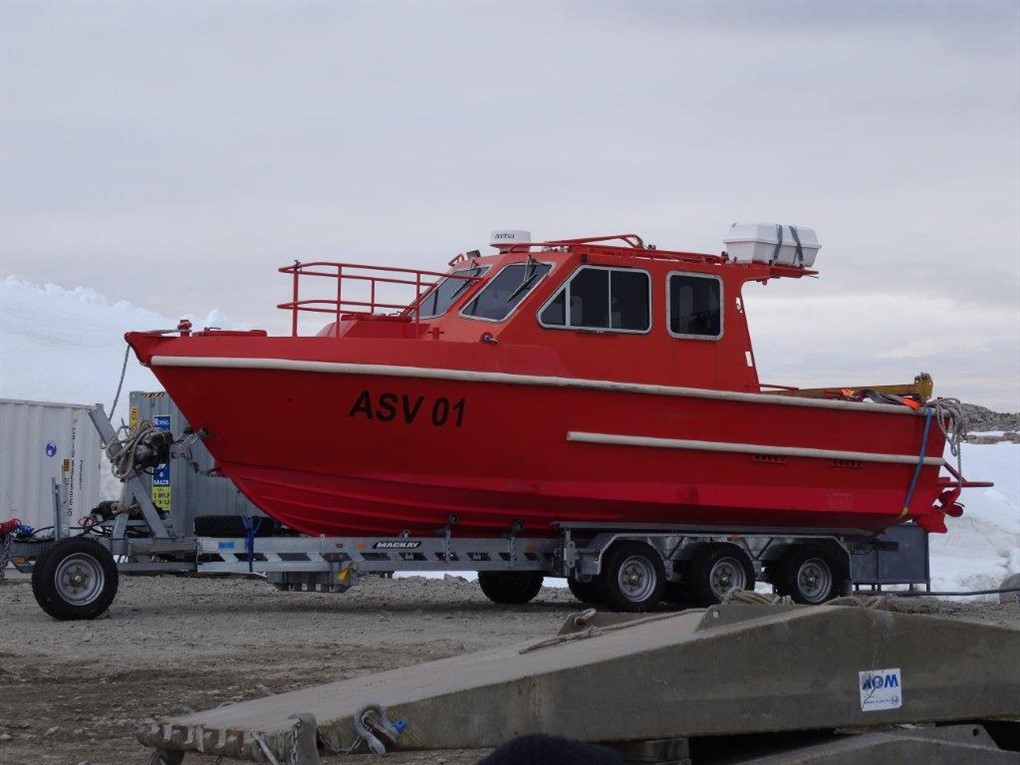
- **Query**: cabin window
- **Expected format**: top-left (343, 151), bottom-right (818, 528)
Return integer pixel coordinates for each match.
top-left (668, 273), bottom-right (722, 339)
top-left (539, 266), bottom-right (650, 332)
top-left (417, 265), bottom-right (490, 319)
top-left (461, 261), bottom-right (552, 321)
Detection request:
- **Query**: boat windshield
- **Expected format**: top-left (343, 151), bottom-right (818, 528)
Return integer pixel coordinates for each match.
top-left (462, 261), bottom-right (552, 321)
top-left (417, 265), bottom-right (490, 319)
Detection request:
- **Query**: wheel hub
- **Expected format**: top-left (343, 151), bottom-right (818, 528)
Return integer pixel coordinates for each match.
top-left (796, 559), bottom-right (832, 603)
top-left (53, 553), bottom-right (105, 606)
top-left (618, 557), bottom-right (655, 601)
top-left (709, 558), bottom-right (746, 598)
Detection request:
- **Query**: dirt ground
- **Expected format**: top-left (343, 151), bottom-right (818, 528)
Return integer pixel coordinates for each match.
top-left (0, 574), bottom-right (578, 765)
top-left (1, 574), bottom-right (1017, 765)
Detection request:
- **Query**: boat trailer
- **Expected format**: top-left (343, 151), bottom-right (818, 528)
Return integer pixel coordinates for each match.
top-left (140, 602), bottom-right (1020, 764)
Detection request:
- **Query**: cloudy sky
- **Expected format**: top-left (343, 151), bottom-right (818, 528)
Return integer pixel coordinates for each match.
top-left (2, 1), bottom-right (1018, 410)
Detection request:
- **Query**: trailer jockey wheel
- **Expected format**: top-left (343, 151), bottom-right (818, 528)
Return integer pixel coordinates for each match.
top-left (777, 545), bottom-right (845, 605)
top-left (598, 541), bottom-right (665, 612)
top-left (32, 537), bottom-right (119, 620)
top-left (477, 571), bottom-right (544, 605)
top-left (688, 544), bottom-right (755, 606)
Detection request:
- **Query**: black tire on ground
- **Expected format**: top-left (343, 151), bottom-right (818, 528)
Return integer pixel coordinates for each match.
top-left (662, 580), bottom-right (692, 607)
top-left (477, 571), bottom-right (544, 605)
top-left (567, 577), bottom-right (602, 605)
top-left (687, 544), bottom-right (755, 606)
top-left (597, 541), bottom-right (666, 613)
top-left (193, 515), bottom-right (279, 537)
top-left (776, 545), bottom-right (846, 604)
top-left (31, 537), bottom-right (119, 621)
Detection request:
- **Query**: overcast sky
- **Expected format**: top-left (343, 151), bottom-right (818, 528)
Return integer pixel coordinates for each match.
top-left (1, 1), bottom-right (1018, 410)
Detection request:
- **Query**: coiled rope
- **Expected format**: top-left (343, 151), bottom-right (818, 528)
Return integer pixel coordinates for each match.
top-left (927, 397), bottom-right (968, 474)
top-left (105, 420), bottom-right (157, 479)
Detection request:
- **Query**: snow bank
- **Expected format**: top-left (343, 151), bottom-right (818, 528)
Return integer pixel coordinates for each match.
top-left (0, 277), bottom-right (232, 423)
top-left (931, 441), bottom-right (1019, 598)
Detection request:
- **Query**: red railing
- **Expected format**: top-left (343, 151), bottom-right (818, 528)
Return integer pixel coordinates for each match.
top-left (277, 261), bottom-right (483, 337)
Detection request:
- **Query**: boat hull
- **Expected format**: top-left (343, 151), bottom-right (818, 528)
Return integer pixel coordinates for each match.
top-left (127, 334), bottom-right (949, 538)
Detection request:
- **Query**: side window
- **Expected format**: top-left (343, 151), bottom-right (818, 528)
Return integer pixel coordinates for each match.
top-left (462, 262), bottom-right (551, 321)
top-left (417, 266), bottom-right (489, 319)
top-left (539, 267), bottom-right (650, 332)
top-left (669, 273), bottom-right (722, 338)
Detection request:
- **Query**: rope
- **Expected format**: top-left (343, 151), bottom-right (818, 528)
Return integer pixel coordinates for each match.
top-left (721, 589), bottom-right (793, 606)
top-left (105, 420), bottom-right (157, 480)
top-left (927, 397), bottom-right (968, 474)
top-left (109, 343), bottom-right (131, 421)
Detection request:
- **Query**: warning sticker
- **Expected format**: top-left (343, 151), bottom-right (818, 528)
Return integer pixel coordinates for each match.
top-left (859, 668), bottom-right (902, 712)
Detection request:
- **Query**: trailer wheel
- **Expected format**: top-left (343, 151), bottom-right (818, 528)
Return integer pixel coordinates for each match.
top-left (567, 577), bottom-right (601, 605)
top-left (477, 571), bottom-right (544, 605)
top-left (777, 545), bottom-right (843, 604)
top-left (32, 537), bottom-right (119, 620)
top-left (688, 544), bottom-right (755, 606)
top-left (598, 542), bottom-right (665, 612)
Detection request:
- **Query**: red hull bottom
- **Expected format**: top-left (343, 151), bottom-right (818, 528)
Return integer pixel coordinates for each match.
top-left (228, 463), bottom-right (923, 538)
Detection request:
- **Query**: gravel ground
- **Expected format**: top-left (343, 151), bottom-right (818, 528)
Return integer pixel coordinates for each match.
top-left (1, 574), bottom-right (1017, 765)
top-left (0, 574), bottom-right (576, 765)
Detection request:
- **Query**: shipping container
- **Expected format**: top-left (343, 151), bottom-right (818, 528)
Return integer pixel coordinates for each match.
top-left (128, 391), bottom-right (265, 536)
top-left (0, 398), bottom-right (102, 535)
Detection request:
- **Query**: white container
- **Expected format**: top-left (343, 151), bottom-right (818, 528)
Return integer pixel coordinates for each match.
top-left (724, 223), bottom-right (820, 267)
top-left (0, 399), bottom-right (101, 535)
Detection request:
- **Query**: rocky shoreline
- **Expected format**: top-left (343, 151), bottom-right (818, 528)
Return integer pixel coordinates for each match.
top-left (961, 402), bottom-right (1020, 443)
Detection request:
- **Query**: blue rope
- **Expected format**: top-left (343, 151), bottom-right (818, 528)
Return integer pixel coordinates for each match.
top-left (241, 514), bottom-right (262, 573)
top-left (900, 407), bottom-right (934, 520)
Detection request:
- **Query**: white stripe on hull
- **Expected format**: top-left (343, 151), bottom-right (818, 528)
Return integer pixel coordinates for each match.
top-left (567, 431), bottom-right (943, 466)
top-left (150, 355), bottom-right (921, 416)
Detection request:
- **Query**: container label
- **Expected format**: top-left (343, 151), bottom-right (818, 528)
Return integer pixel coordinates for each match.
top-left (45, 441), bottom-right (57, 457)
top-left (152, 415), bottom-right (172, 511)
top-left (859, 668), bottom-right (902, 712)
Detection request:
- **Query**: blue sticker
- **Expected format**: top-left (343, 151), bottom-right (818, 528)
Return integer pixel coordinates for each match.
top-left (152, 416), bottom-right (171, 488)
top-left (45, 442), bottom-right (58, 457)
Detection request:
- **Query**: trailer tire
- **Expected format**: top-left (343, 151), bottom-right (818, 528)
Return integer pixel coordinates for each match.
top-left (32, 537), bottom-right (118, 621)
top-left (477, 571), bottom-right (544, 605)
top-left (598, 542), bottom-right (665, 612)
top-left (567, 577), bottom-right (601, 605)
top-left (688, 544), bottom-right (755, 606)
top-left (777, 545), bottom-right (844, 604)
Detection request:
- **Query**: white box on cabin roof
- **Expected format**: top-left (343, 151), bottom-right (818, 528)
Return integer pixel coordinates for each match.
top-left (724, 223), bottom-right (820, 267)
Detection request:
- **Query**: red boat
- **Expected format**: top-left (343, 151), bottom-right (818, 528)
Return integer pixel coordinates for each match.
top-left (126, 230), bottom-right (971, 539)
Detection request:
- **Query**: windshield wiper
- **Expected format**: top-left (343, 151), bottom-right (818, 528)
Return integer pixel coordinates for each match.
top-left (505, 258), bottom-right (539, 303)
top-left (449, 263), bottom-right (482, 300)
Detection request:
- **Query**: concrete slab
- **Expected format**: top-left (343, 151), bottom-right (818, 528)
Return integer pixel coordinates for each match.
top-left (139, 604), bottom-right (1020, 762)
